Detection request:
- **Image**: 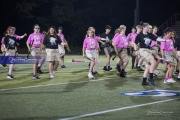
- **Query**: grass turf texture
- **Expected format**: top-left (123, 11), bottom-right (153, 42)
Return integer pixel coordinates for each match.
top-left (0, 55), bottom-right (180, 120)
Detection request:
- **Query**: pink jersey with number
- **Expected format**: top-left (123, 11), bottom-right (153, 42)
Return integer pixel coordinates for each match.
top-left (127, 32), bottom-right (137, 43)
top-left (27, 33), bottom-right (44, 48)
top-left (83, 37), bottom-right (99, 50)
top-left (160, 38), bottom-right (174, 52)
top-left (113, 34), bottom-right (128, 48)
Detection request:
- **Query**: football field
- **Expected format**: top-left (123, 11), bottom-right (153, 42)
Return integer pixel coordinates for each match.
top-left (0, 55), bottom-right (180, 120)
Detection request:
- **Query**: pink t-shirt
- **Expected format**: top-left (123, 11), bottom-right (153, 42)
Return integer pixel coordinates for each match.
top-left (58, 33), bottom-right (65, 42)
top-left (160, 38), bottom-right (174, 52)
top-left (27, 33), bottom-right (44, 48)
top-left (83, 37), bottom-right (99, 50)
top-left (85, 35), bottom-right (101, 41)
top-left (127, 32), bottom-right (137, 43)
top-left (113, 34), bottom-right (128, 48)
top-left (1, 37), bottom-right (5, 44)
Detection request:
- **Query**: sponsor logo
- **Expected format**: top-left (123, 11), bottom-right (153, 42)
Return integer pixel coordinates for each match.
top-left (122, 90), bottom-right (180, 97)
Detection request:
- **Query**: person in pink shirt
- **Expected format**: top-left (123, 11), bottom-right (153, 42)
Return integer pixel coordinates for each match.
top-left (26, 24), bottom-right (45, 80)
top-left (112, 25), bottom-right (129, 77)
top-left (86, 27), bottom-right (101, 74)
top-left (57, 26), bottom-right (71, 69)
top-left (127, 27), bottom-right (137, 46)
top-left (83, 29), bottom-right (100, 79)
top-left (127, 27), bottom-right (138, 69)
top-left (161, 28), bottom-right (176, 84)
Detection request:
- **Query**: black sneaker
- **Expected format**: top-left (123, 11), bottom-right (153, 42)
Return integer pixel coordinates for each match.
top-left (103, 66), bottom-right (108, 71)
top-left (120, 70), bottom-right (126, 77)
top-left (2, 64), bottom-right (7, 67)
top-left (148, 78), bottom-right (155, 86)
top-left (32, 75), bottom-right (40, 80)
top-left (137, 66), bottom-right (144, 71)
top-left (37, 67), bottom-right (43, 74)
top-left (116, 64), bottom-right (121, 73)
top-left (61, 65), bottom-right (66, 68)
top-left (7, 74), bottom-right (14, 80)
top-left (142, 79), bottom-right (149, 86)
top-left (108, 66), bottom-right (112, 71)
top-left (92, 71), bottom-right (98, 75)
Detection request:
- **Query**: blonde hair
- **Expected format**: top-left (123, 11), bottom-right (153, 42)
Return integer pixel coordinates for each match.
top-left (118, 25), bottom-right (126, 33)
top-left (88, 27), bottom-right (95, 33)
top-left (86, 29), bottom-right (95, 37)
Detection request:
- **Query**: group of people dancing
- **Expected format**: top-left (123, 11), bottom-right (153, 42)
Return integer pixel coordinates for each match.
top-left (1, 23), bottom-right (180, 86)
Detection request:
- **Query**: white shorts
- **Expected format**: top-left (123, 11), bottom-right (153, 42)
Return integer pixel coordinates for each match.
top-left (164, 51), bottom-right (175, 63)
top-left (85, 50), bottom-right (97, 59)
top-left (46, 49), bottom-right (60, 62)
top-left (58, 45), bottom-right (65, 57)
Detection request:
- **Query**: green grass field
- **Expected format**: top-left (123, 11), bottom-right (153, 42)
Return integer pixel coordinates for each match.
top-left (0, 55), bottom-right (180, 120)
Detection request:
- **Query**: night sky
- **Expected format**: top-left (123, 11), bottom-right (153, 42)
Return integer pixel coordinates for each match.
top-left (0, 0), bottom-right (180, 50)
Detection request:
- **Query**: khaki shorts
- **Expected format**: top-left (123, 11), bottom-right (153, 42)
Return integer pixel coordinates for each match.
top-left (46, 49), bottom-right (60, 62)
top-left (117, 48), bottom-right (129, 63)
top-left (5, 49), bottom-right (16, 56)
top-left (58, 45), bottom-right (65, 57)
top-left (139, 48), bottom-right (155, 64)
top-left (85, 50), bottom-right (98, 59)
top-left (31, 48), bottom-right (42, 57)
top-left (176, 51), bottom-right (180, 60)
top-left (151, 47), bottom-right (159, 55)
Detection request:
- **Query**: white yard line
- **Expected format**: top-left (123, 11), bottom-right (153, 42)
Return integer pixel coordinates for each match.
top-left (0, 77), bottom-right (113, 92)
top-left (59, 98), bottom-right (179, 120)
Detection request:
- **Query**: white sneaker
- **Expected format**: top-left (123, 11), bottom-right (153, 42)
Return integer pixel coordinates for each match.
top-left (50, 74), bottom-right (55, 79)
top-left (167, 78), bottom-right (176, 83)
top-left (88, 72), bottom-right (94, 79)
top-left (164, 79), bottom-right (168, 84)
top-left (7, 75), bottom-right (14, 80)
top-left (32, 76), bottom-right (36, 80)
top-left (178, 75), bottom-right (180, 79)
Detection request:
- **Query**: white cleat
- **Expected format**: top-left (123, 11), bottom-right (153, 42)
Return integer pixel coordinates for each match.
top-left (88, 73), bottom-right (95, 80)
top-left (166, 78), bottom-right (176, 83)
top-left (50, 74), bottom-right (55, 79)
top-left (7, 75), bottom-right (14, 80)
top-left (164, 79), bottom-right (168, 84)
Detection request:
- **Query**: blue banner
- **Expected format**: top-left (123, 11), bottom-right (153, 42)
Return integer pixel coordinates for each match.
top-left (0, 56), bottom-right (42, 64)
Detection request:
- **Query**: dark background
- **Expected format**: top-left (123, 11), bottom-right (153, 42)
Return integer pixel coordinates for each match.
top-left (0, 0), bottom-right (180, 53)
